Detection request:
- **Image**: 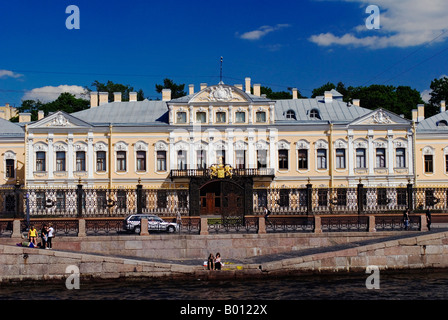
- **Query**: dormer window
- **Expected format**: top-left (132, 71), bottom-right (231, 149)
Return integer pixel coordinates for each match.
top-left (176, 111), bottom-right (187, 124)
top-left (437, 120), bottom-right (448, 127)
top-left (286, 110), bottom-right (296, 120)
top-left (310, 109), bottom-right (321, 119)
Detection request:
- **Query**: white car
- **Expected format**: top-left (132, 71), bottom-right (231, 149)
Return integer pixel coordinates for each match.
top-left (123, 214), bottom-right (179, 234)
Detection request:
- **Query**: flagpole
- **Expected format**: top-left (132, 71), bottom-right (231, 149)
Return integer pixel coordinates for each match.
top-left (220, 56), bottom-right (223, 83)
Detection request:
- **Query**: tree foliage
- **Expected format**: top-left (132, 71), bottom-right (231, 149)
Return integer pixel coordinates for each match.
top-left (89, 80), bottom-right (146, 101)
top-left (155, 78), bottom-right (186, 99)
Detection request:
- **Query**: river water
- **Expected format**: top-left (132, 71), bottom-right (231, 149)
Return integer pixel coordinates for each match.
top-left (1, 270), bottom-right (447, 300)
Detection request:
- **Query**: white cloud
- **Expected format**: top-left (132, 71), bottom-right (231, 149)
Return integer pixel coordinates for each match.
top-left (0, 69), bottom-right (24, 79)
top-left (420, 74), bottom-right (448, 103)
top-left (22, 85), bottom-right (88, 103)
top-left (238, 24), bottom-right (291, 40)
top-left (309, 0), bottom-right (448, 49)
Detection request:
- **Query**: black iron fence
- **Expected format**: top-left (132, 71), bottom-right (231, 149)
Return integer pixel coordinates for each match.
top-left (1, 182), bottom-right (448, 220)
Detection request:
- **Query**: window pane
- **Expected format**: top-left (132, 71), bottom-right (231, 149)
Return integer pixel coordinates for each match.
top-left (257, 150), bottom-right (267, 169)
top-left (256, 112), bottom-right (266, 123)
top-left (317, 149), bottom-right (327, 169)
top-left (177, 150), bottom-right (187, 170)
top-left (136, 151), bottom-right (146, 171)
top-left (356, 148), bottom-right (366, 168)
top-left (335, 148), bottom-right (345, 169)
top-left (176, 112), bottom-right (187, 123)
top-left (157, 151), bottom-right (167, 171)
top-left (117, 151), bottom-right (126, 171)
top-left (235, 150), bottom-right (245, 169)
top-left (376, 148), bottom-right (386, 168)
top-left (56, 151), bottom-right (66, 171)
top-left (425, 155), bottom-right (433, 173)
top-left (76, 151), bottom-right (86, 171)
top-left (278, 149), bottom-right (288, 169)
top-left (216, 112), bottom-right (226, 123)
top-left (36, 152), bottom-right (46, 171)
top-left (396, 148), bottom-right (406, 168)
top-left (298, 149), bottom-right (308, 169)
top-left (6, 159), bottom-right (14, 178)
top-left (96, 151), bottom-right (106, 171)
top-left (196, 112), bottom-right (206, 123)
top-left (197, 150), bottom-right (207, 169)
top-left (235, 112), bottom-right (245, 123)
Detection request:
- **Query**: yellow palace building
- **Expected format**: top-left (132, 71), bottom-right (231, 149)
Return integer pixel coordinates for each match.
top-left (0, 78), bottom-right (447, 216)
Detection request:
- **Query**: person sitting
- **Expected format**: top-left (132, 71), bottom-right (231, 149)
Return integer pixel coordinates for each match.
top-left (215, 253), bottom-right (222, 270)
top-left (207, 253), bottom-right (215, 270)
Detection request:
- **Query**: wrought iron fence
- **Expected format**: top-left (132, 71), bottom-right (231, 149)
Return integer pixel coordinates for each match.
top-left (321, 215), bottom-right (369, 232)
top-left (207, 216), bottom-right (258, 234)
top-left (375, 215), bottom-right (420, 231)
top-left (265, 216), bottom-right (314, 233)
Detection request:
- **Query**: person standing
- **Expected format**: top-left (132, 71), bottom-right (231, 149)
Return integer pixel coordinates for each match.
top-left (426, 208), bottom-right (432, 231)
top-left (28, 225), bottom-right (38, 247)
top-left (403, 209), bottom-right (410, 230)
top-left (40, 224), bottom-right (48, 249)
top-left (47, 223), bottom-right (55, 249)
top-left (264, 206), bottom-right (271, 225)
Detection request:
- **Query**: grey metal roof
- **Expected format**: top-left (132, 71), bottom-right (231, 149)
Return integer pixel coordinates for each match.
top-left (72, 100), bottom-right (169, 125)
top-left (274, 97), bottom-right (372, 123)
top-left (0, 118), bottom-right (25, 137)
top-left (417, 111), bottom-right (448, 133)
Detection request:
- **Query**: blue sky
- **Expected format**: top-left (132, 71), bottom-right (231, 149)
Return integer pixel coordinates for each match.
top-left (1, 0), bottom-right (447, 106)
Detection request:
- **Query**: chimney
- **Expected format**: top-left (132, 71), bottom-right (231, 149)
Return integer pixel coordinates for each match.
top-left (189, 84), bottom-right (194, 95)
top-left (235, 84), bottom-right (243, 91)
top-left (90, 91), bottom-right (98, 108)
top-left (441, 100), bottom-right (446, 113)
top-left (292, 88), bottom-right (298, 100)
top-left (200, 83), bottom-right (207, 91)
top-left (98, 92), bottom-right (108, 105)
top-left (352, 99), bottom-right (360, 107)
top-left (245, 77), bottom-right (251, 94)
top-left (162, 89), bottom-right (172, 101)
top-left (253, 84), bottom-right (261, 97)
top-left (113, 92), bottom-right (122, 102)
top-left (19, 113), bottom-right (31, 123)
top-left (324, 91), bottom-right (333, 103)
top-left (129, 92), bottom-right (137, 102)
top-left (417, 104), bottom-right (425, 121)
top-left (38, 110), bottom-right (45, 120)
top-left (412, 109), bottom-right (418, 122)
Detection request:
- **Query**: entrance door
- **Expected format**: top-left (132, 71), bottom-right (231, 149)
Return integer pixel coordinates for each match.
top-left (199, 180), bottom-right (244, 216)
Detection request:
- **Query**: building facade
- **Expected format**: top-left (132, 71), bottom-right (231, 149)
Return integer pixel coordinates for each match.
top-left (0, 78), bottom-right (446, 216)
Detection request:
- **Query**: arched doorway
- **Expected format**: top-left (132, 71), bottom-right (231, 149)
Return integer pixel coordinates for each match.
top-left (199, 180), bottom-right (244, 217)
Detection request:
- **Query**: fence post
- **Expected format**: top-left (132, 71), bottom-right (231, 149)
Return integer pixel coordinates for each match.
top-left (140, 218), bottom-right (149, 235)
top-left (11, 219), bottom-right (22, 238)
top-left (306, 181), bottom-right (313, 215)
top-left (200, 217), bottom-right (209, 235)
top-left (368, 215), bottom-right (376, 232)
top-left (357, 180), bottom-right (364, 215)
top-left (313, 216), bottom-right (322, 233)
top-left (78, 219), bottom-right (86, 237)
top-left (407, 182), bottom-right (414, 211)
top-left (14, 179), bottom-right (21, 219)
top-left (77, 178), bottom-right (83, 218)
top-left (137, 178), bottom-right (143, 214)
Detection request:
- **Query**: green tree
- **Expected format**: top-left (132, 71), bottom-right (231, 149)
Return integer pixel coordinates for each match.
top-left (260, 86), bottom-right (305, 100)
top-left (428, 76), bottom-right (448, 116)
top-left (155, 78), bottom-right (186, 99)
top-left (89, 80), bottom-right (146, 102)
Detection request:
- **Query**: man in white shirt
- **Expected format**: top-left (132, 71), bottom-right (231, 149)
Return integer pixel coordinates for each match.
top-left (47, 223), bottom-right (55, 249)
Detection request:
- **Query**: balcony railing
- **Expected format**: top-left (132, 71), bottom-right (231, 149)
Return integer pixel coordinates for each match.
top-left (170, 167), bottom-right (275, 179)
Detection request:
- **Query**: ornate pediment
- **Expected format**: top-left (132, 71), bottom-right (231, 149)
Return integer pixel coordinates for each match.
top-left (28, 111), bottom-right (93, 129)
top-left (190, 84), bottom-right (248, 103)
top-left (350, 109), bottom-right (410, 126)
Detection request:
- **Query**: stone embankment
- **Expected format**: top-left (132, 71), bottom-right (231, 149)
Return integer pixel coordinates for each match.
top-left (1, 230), bottom-right (448, 283)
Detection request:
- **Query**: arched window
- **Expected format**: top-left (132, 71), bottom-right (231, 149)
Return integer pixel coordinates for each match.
top-left (309, 109), bottom-right (321, 119)
top-left (286, 110), bottom-right (296, 120)
top-left (437, 120), bottom-right (448, 127)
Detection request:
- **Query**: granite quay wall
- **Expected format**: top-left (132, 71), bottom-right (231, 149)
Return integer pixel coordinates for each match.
top-left (1, 231), bottom-right (448, 283)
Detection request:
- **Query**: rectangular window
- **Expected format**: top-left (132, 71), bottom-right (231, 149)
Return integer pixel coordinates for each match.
top-left (5, 159), bottom-right (14, 178)
top-left (197, 150), bottom-right (207, 170)
top-left (257, 150), bottom-right (267, 169)
top-left (424, 155), bottom-right (433, 173)
top-left (396, 148), bottom-right (406, 168)
top-left (136, 151), bottom-right (146, 171)
top-left (96, 151), bottom-right (106, 172)
top-left (177, 150), bottom-right (187, 170)
top-left (256, 111), bottom-right (266, 123)
top-left (278, 149), bottom-right (288, 170)
top-left (216, 112), bottom-right (226, 123)
top-left (356, 148), bottom-right (366, 168)
top-left (117, 151), bottom-right (127, 171)
top-left (56, 151), bottom-right (66, 171)
top-left (36, 151), bottom-right (46, 172)
top-left (176, 112), bottom-right (187, 124)
top-left (157, 151), bottom-right (167, 171)
top-left (317, 149), bottom-right (327, 170)
top-left (235, 150), bottom-right (246, 169)
top-left (235, 112), bottom-right (245, 123)
top-left (298, 149), bottom-right (308, 170)
top-left (376, 148), bottom-right (386, 168)
top-left (335, 148), bottom-right (346, 169)
top-left (196, 112), bottom-right (206, 123)
top-left (76, 151), bottom-right (86, 171)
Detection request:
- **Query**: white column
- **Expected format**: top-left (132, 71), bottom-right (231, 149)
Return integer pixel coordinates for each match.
top-left (208, 105), bottom-right (213, 125)
top-left (67, 133), bottom-right (74, 179)
top-left (189, 105), bottom-right (194, 125)
top-left (407, 130), bottom-right (414, 176)
top-left (87, 132), bottom-right (94, 179)
top-left (48, 133), bottom-right (54, 179)
top-left (228, 105), bottom-right (233, 125)
top-left (27, 134), bottom-right (34, 180)
top-left (269, 129), bottom-right (277, 170)
top-left (169, 135), bottom-right (175, 171)
top-left (347, 130), bottom-right (354, 176)
top-left (368, 130), bottom-right (374, 175)
top-left (208, 132), bottom-right (214, 165)
top-left (189, 133), bottom-right (195, 169)
top-left (248, 129), bottom-right (255, 168)
top-left (387, 130), bottom-right (394, 175)
top-left (227, 129), bottom-right (234, 167)
top-left (248, 105), bottom-right (253, 124)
